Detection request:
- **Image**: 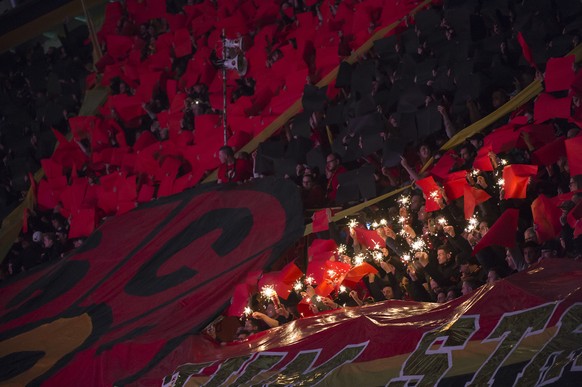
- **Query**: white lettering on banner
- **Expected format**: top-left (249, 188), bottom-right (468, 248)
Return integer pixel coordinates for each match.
top-left (466, 302), bottom-right (557, 386)
top-left (164, 305), bottom-right (582, 386)
top-left (386, 315), bottom-right (480, 387)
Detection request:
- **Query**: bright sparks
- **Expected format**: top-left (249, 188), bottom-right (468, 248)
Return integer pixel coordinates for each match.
top-left (293, 280), bottom-right (303, 292)
top-left (260, 285), bottom-right (276, 298)
top-left (373, 251), bottom-right (384, 262)
top-left (437, 217), bottom-right (447, 225)
top-left (411, 238), bottom-right (426, 252)
top-left (353, 253), bottom-right (365, 266)
top-left (348, 219), bottom-right (358, 229)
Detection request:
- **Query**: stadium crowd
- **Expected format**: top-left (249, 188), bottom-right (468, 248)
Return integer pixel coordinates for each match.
top-left (1, 0), bottom-right (582, 343)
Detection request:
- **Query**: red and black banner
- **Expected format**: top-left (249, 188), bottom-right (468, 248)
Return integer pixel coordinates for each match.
top-left (163, 259), bottom-right (582, 387)
top-left (0, 177), bottom-right (304, 386)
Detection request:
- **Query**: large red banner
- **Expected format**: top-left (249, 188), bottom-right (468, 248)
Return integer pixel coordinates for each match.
top-left (164, 259), bottom-right (582, 386)
top-left (0, 178), bottom-right (304, 386)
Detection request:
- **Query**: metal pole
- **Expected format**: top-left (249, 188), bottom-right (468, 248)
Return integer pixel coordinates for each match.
top-left (222, 29), bottom-right (227, 145)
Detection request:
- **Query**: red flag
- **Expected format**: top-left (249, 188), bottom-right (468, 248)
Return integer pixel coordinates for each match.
top-left (565, 136), bottom-right (582, 176)
top-left (258, 271), bottom-right (293, 300)
top-left (353, 226), bottom-right (385, 250)
top-left (312, 208), bottom-right (331, 233)
top-left (225, 283), bottom-right (252, 317)
top-left (531, 137), bottom-right (566, 166)
top-left (464, 186), bottom-right (492, 220)
top-left (483, 126), bottom-right (521, 154)
top-left (280, 261), bottom-right (304, 285)
top-left (173, 28), bottom-right (192, 58)
top-left (430, 151), bottom-right (457, 179)
top-left (473, 208), bottom-right (519, 255)
top-left (534, 93), bottom-right (572, 124)
top-left (68, 208), bottom-right (96, 239)
top-left (502, 164), bottom-right (538, 199)
top-left (531, 194), bottom-right (563, 243)
top-left (137, 184), bottom-right (155, 203)
top-left (314, 279), bottom-right (336, 297)
top-left (517, 31), bottom-right (536, 69)
top-left (415, 176), bottom-right (442, 212)
top-left (308, 239), bottom-right (338, 261)
top-left (443, 171), bottom-right (469, 201)
top-left (342, 263), bottom-right (378, 289)
top-left (544, 55), bottom-right (576, 93)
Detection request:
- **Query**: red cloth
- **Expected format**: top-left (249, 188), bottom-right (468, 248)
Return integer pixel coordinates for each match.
top-left (342, 263), bottom-right (378, 289)
top-left (517, 31), bottom-right (536, 69)
top-left (531, 137), bottom-right (566, 166)
top-left (473, 208), bottom-right (519, 255)
top-left (544, 55), bottom-right (576, 93)
top-left (531, 194), bottom-right (563, 243)
top-left (312, 209), bottom-right (331, 233)
top-left (415, 176), bottom-right (442, 212)
top-left (225, 283), bottom-right (252, 317)
top-left (442, 171), bottom-right (469, 201)
top-left (430, 151), bottom-right (457, 179)
top-left (534, 93), bottom-right (572, 124)
top-left (353, 226), bottom-right (385, 250)
top-left (502, 164), bottom-right (538, 199)
top-left (68, 208), bottom-right (96, 238)
top-left (565, 135), bottom-right (582, 176)
top-left (464, 186), bottom-right (491, 220)
top-left (308, 239), bottom-right (338, 262)
top-left (472, 144), bottom-right (494, 172)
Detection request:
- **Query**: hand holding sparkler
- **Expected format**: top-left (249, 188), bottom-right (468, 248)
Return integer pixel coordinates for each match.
top-left (443, 225), bottom-right (455, 237)
top-left (380, 261), bottom-right (395, 274)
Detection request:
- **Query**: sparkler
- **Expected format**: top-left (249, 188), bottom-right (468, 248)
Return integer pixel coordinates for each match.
top-left (437, 217), bottom-right (447, 226)
top-left (371, 221), bottom-right (379, 229)
top-left (465, 216), bottom-right (479, 233)
top-left (327, 269), bottom-right (337, 278)
top-left (398, 196), bottom-right (410, 207)
top-left (373, 251), bottom-right (384, 262)
top-left (348, 219), bottom-right (358, 229)
top-left (260, 285), bottom-right (280, 308)
top-left (402, 254), bottom-right (411, 262)
top-left (500, 159), bottom-right (508, 165)
top-left (497, 178), bottom-right (505, 188)
top-left (353, 253), bottom-right (365, 266)
top-left (305, 276), bottom-right (316, 285)
top-left (339, 285), bottom-right (347, 293)
top-left (398, 216), bottom-right (406, 224)
top-left (337, 244), bottom-right (347, 255)
top-left (410, 238), bottom-right (426, 252)
top-left (243, 306), bottom-right (252, 317)
top-left (380, 219), bottom-right (388, 226)
top-left (293, 280), bottom-right (303, 292)
top-left (471, 168), bottom-right (480, 177)
top-left (429, 190), bottom-right (440, 200)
